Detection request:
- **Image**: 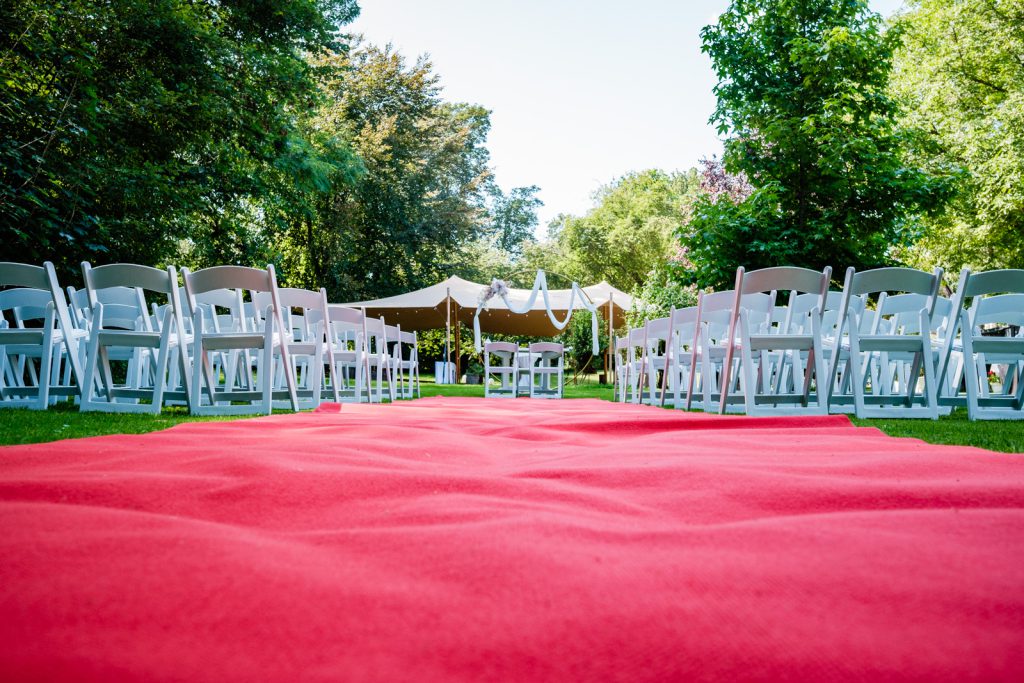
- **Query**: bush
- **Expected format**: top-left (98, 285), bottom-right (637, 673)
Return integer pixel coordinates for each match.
top-left (627, 261), bottom-right (699, 328)
top-left (560, 310), bottom-right (610, 373)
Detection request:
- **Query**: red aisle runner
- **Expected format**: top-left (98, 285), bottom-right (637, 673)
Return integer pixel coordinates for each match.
top-left (1, 397), bottom-right (1022, 682)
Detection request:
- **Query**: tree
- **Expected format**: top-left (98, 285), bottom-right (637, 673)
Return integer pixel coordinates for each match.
top-left (688, 0), bottom-right (952, 288)
top-left (891, 0), bottom-right (1024, 274)
top-left (279, 43), bottom-right (500, 302)
top-left (0, 0), bottom-right (360, 279)
top-left (537, 170), bottom-right (699, 292)
top-left (485, 184), bottom-right (542, 256)
top-left (446, 183), bottom-right (543, 285)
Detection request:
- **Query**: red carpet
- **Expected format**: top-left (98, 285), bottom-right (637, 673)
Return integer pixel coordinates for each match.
top-left (1, 397), bottom-right (1022, 681)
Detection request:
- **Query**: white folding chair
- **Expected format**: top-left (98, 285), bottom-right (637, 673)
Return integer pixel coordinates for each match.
top-left (870, 294), bottom-right (953, 406)
top-left (363, 315), bottom-right (395, 403)
top-left (391, 326), bottom-right (420, 399)
top-left (483, 341), bottom-right (518, 398)
top-left (0, 261), bottom-right (83, 409)
top-left (684, 289), bottom-right (739, 412)
top-left (719, 266), bottom-right (831, 415)
top-left (820, 293), bottom-right (870, 411)
top-left (526, 342), bottom-right (564, 398)
top-left (191, 288), bottom-right (255, 393)
top-left (639, 316), bottom-right (672, 406)
top-left (79, 262), bottom-right (190, 413)
top-left (625, 326), bottom-right (647, 404)
top-left (827, 267), bottom-right (942, 419)
top-left (269, 287), bottom-right (328, 410)
top-left (322, 303), bottom-right (371, 404)
top-left (939, 268), bottom-right (1024, 420)
top-left (658, 306), bottom-right (699, 409)
top-left (1, 289), bottom-right (71, 407)
top-left (182, 265), bottom-right (298, 415)
top-left (611, 334), bottom-right (630, 402)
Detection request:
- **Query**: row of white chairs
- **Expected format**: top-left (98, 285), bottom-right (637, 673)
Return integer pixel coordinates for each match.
top-left (613, 266), bottom-right (1024, 420)
top-left (481, 341), bottom-right (565, 399)
top-left (0, 261), bottom-right (421, 414)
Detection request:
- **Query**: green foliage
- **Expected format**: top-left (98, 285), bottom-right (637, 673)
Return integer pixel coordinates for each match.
top-left (627, 261), bottom-right (700, 328)
top-left (486, 184), bottom-right (542, 256)
top-left (417, 326), bottom-right (478, 363)
top-left (560, 310), bottom-right (610, 372)
top-left (689, 0), bottom-right (953, 289)
top-left (523, 170), bottom-right (700, 293)
top-left (891, 0), bottom-right (1024, 274)
top-left (279, 43), bottom-right (501, 301)
top-left (447, 184), bottom-right (543, 285)
top-left (0, 0), bottom-right (360, 281)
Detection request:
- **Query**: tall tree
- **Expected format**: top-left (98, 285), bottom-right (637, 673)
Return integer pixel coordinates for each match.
top-left (0, 0), bottom-right (359, 279)
top-left (485, 184), bottom-right (542, 256)
top-left (891, 0), bottom-right (1024, 273)
top-left (687, 0), bottom-right (951, 288)
top-left (285, 43), bottom-right (498, 301)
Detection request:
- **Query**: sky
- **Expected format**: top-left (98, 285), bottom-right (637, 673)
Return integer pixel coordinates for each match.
top-left (348, 0), bottom-right (908, 232)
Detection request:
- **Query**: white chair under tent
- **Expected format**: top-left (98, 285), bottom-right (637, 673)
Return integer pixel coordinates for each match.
top-left (0, 261), bottom-right (83, 409)
top-left (78, 262), bottom-right (191, 413)
top-left (182, 264), bottom-right (299, 415)
top-left (939, 268), bottom-right (1024, 420)
top-left (522, 342), bottom-right (565, 399)
top-left (483, 341), bottom-right (518, 398)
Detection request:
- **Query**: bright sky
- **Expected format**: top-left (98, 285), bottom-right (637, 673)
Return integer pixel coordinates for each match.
top-left (349, 0), bottom-right (907, 232)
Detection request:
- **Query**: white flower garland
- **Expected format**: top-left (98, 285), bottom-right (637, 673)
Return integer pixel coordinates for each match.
top-left (477, 278), bottom-right (510, 310)
top-left (474, 270), bottom-right (599, 354)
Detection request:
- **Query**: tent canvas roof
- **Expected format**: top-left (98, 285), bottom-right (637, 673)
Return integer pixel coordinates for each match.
top-left (340, 276), bottom-right (634, 336)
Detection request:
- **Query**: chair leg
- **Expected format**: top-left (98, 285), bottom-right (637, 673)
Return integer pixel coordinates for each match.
top-left (79, 329), bottom-right (103, 412)
top-left (36, 322), bottom-right (54, 411)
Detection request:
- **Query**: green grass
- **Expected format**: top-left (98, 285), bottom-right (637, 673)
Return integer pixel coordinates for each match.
top-left (849, 412), bottom-right (1024, 453)
top-left (1, 375), bottom-right (1021, 453)
top-left (0, 403), bottom-right (231, 446)
top-left (420, 376), bottom-right (614, 400)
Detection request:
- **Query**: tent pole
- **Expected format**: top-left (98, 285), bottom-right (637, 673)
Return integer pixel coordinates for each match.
top-left (445, 289), bottom-right (451, 384)
top-left (454, 302), bottom-right (461, 383)
top-left (606, 299), bottom-right (613, 381)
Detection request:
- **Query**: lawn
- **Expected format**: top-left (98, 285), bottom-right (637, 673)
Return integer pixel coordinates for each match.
top-left (0, 375), bottom-right (1021, 453)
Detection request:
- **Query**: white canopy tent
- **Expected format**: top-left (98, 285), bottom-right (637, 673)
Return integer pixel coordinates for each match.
top-left (341, 276), bottom-right (633, 337)
top-left (341, 276), bottom-right (635, 380)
